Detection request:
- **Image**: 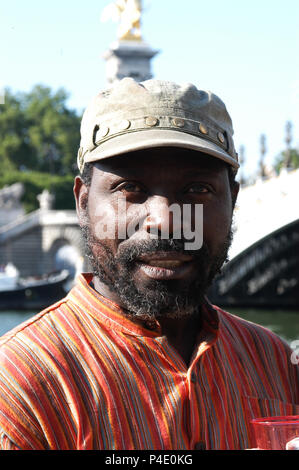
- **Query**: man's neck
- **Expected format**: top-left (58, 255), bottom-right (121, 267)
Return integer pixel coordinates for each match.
top-left (92, 276), bottom-right (202, 367)
top-left (92, 276), bottom-right (123, 306)
top-left (158, 314), bottom-right (202, 366)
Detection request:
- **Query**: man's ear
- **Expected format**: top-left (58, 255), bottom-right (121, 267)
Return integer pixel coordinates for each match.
top-left (74, 176), bottom-right (89, 226)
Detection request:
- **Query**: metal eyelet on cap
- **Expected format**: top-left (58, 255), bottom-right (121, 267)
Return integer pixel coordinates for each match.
top-left (118, 119), bottom-right (131, 130)
top-left (217, 132), bottom-right (225, 143)
top-left (95, 125), bottom-right (109, 141)
top-left (145, 116), bottom-right (159, 127)
top-left (198, 123), bottom-right (208, 134)
top-left (77, 147), bottom-right (85, 172)
top-left (77, 147), bottom-right (84, 164)
top-left (172, 118), bottom-right (185, 128)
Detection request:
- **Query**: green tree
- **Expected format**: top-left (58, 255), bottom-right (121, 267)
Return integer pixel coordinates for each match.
top-left (0, 170), bottom-right (75, 213)
top-left (274, 148), bottom-right (299, 173)
top-left (0, 89), bottom-right (35, 173)
top-left (0, 84), bottom-right (82, 211)
top-left (25, 85), bottom-right (81, 175)
top-left (0, 85), bottom-right (81, 176)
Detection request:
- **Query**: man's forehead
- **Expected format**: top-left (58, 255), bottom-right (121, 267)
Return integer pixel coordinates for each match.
top-left (93, 148), bottom-right (228, 178)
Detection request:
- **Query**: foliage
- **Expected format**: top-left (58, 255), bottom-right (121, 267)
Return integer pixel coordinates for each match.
top-left (0, 170), bottom-right (75, 214)
top-left (274, 148), bottom-right (299, 173)
top-left (0, 84), bottom-right (81, 211)
top-left (0, 90), bottom-right (34, 173)
top-left (0, 85), bottom-right (81, 177)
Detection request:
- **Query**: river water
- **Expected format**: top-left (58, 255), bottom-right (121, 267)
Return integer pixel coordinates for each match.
top-left (0, 307), bottom-right (298, 346)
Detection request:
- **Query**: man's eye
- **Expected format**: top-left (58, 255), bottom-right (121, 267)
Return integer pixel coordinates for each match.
top-left (121, 183), bottom-right (144, 193)
top-left (186, 184), bottom-right (209, 193)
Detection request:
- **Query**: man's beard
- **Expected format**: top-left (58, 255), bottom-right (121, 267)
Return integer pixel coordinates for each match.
top-left (81, 224), bottom-right (233, 322)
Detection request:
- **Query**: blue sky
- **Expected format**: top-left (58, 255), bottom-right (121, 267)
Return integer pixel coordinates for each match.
top-left (1, 0), bottom-right (298, 177)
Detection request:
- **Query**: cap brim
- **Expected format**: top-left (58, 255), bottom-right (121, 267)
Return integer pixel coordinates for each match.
top-left (84, 129), bottom-right (239, 170)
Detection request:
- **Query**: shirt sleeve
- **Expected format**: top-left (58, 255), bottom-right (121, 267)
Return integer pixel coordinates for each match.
top-left (0, 341), bottom-right (50, 450)
top-left (0, 329), bottom-right (75, 450)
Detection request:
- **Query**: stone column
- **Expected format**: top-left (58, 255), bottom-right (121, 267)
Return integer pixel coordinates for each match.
top-left (103, 39), bottom-right (159, 84)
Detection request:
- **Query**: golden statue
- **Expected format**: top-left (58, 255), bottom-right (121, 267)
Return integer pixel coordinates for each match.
top-left (101, 0), bottom-right (143, 41)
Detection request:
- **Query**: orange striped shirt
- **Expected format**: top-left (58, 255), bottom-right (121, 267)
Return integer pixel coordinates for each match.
top-left (0, 273), bottom-right (298, 450)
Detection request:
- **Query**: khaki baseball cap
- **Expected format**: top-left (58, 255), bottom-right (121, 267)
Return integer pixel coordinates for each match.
top-left (77, 78), bottom-right (239, 174)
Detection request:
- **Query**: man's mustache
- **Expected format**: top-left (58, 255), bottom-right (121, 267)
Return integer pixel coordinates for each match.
top-left (85, 226), bottom-right (210, 264)
top-left (115, 238), bottom-right (210, 265)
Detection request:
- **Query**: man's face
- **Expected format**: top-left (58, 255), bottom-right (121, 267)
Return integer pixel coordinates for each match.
top-left (74, 148), bottom-right (238, 321)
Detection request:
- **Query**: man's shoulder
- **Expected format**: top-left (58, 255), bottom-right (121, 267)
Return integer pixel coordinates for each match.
top-left (214, 305), bottom-right (291, 352)
top-left (213, 305), bottom-right (299, 404)
top-left (0, 297), bottom-right (68, 348)
top-left (0, 297), bottom-right (76, 451)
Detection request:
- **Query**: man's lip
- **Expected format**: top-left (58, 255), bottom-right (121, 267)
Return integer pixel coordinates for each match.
top-left (136, 260), bottom-right (195, 280)
top-left (135, 252), bottom-right (195, 279)
top-left (137, 252), bottom-right (193, 265)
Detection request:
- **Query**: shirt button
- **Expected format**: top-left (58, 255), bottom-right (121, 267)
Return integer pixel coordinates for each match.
top-left (194, 441), bottom-right (206, 450)
top-left (190, 372), bottom-right (197, 383)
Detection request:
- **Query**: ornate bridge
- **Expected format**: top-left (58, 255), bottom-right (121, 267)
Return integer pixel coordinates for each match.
top-left (0, 207), bottom-right (84, 279)
top-left (209, 168), bottom-right (299, 309)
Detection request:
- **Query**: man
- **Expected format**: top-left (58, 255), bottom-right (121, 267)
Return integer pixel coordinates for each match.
top-left (0, 78), bottom-right (298, 450)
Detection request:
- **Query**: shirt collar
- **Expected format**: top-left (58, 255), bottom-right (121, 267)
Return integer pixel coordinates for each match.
top-left (68, 273), bottom-right (220, 341)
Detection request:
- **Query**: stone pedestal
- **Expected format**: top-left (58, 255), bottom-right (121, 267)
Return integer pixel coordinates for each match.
top-left (103, 40), bottom-right (159, 85)
top-left (0, 183), bottom-right (25, 228)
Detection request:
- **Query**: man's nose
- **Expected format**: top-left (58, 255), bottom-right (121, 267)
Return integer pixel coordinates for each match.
top-left (143, 197), bottom-right (181, 238)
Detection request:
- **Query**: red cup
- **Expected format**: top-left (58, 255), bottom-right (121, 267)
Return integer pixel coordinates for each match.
top-left (251, 415), bottom-right (299, 450)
